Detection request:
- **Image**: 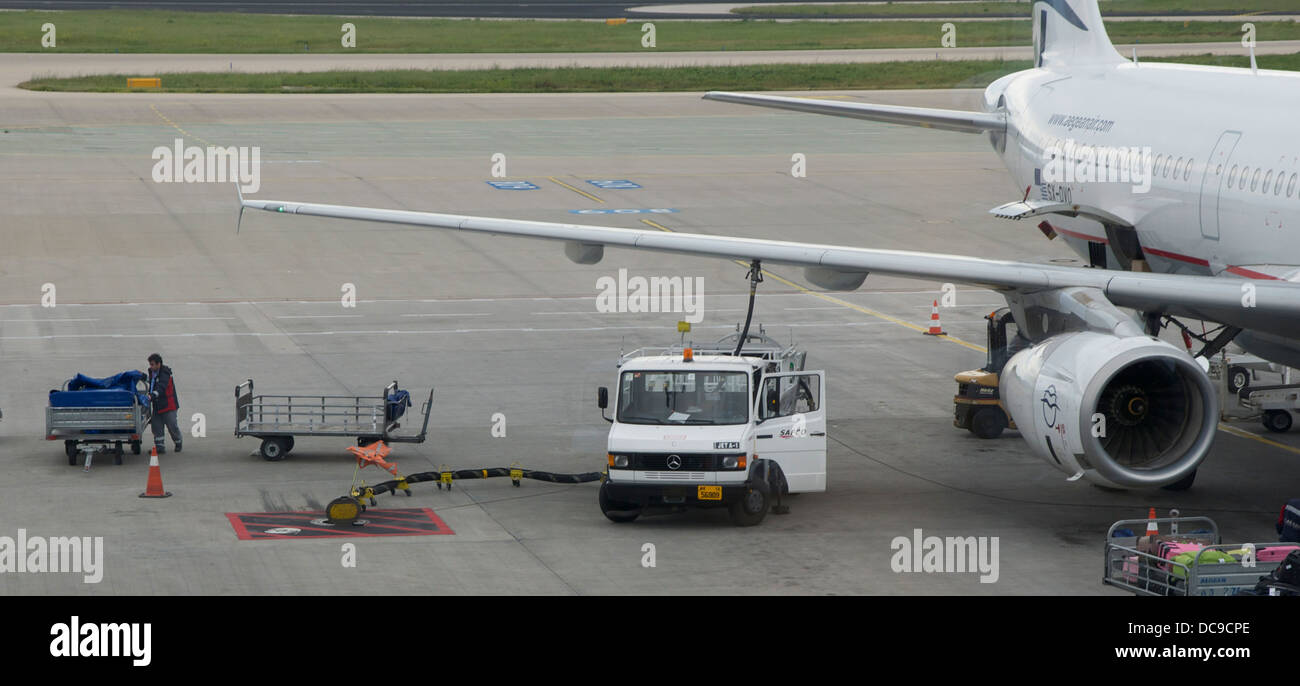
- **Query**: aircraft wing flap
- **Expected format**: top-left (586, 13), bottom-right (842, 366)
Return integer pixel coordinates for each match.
top-left (990, 200), bottom-right (1137, 228)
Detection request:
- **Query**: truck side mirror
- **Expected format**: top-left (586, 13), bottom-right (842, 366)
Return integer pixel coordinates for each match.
top-left (597, 387), bottom-right (608, 409)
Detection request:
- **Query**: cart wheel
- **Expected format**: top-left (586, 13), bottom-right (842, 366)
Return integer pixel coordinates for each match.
top-left (65, 440), bottom-right (78, 461)
top-left (113, 449), bottom-right (124, 466)
top-left (284, 436), bottom-right (295, 453)
top-left (131, 440), bottom-right (141, 455)
top-left (260, 438), bottom-right (288, 461)
top-left (1264, 410), bottom-right (1293, 433)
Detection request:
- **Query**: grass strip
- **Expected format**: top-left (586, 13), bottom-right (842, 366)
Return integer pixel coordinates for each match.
top-left (20, 52), bottom-right (1296, 94)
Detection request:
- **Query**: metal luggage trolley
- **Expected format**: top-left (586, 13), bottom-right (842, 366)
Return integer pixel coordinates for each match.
top-left (1103, 515), bottom-right (1288, 596)
top-left (235, 379), bottom-right (433, 461)
top-left (46, 378), bottom-right (149, 467)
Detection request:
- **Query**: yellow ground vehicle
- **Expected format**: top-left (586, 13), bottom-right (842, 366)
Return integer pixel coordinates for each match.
top-left (953, 308), bottom-right (1021, 439)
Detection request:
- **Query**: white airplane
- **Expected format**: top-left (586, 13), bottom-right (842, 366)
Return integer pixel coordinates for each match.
top-left (239, 0), bottom-right (1300, 491)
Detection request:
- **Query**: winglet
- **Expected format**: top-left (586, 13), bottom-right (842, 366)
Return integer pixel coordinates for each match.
top-left (235, 183), bottom-right (245, 234)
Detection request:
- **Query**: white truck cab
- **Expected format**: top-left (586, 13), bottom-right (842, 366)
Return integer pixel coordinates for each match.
top-left (596, 330), bottom-right (827, 526)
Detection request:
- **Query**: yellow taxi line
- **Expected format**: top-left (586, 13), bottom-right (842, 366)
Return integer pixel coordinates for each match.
top-left (548, 176), bottom-right (605, 204)
top-left (1217, 423), bottom-right (1300, 457)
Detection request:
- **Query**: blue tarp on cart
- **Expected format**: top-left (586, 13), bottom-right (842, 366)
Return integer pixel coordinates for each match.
top-left (50, 371), bottom-right (149, 407)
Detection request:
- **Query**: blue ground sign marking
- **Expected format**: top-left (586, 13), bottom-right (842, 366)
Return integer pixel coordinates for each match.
top-left (487, 180), bottom-right (539, 190)
top-left (568, 208), bottom-right (678, 215)
top-left (587, 179), bottom-right (642, 189)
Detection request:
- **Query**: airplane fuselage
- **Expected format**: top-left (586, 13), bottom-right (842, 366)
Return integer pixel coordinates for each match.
top-left (986, 61), bottom-right (1300, 364)
top-left (990, 61), bottom-right (1300, 280)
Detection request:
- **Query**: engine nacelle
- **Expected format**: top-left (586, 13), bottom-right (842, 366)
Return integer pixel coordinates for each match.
top-left (1001, 331), bottom-right (1218, 489)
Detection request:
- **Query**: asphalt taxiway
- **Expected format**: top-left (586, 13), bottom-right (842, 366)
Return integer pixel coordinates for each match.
top-left (2, 73), bottom-right (1297, 595)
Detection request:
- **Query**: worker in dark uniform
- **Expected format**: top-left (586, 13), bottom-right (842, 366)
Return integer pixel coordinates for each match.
top-left (1278, 498), bottom-right (1300, 543)
top-left (145, 353), bottom-right (182, 454)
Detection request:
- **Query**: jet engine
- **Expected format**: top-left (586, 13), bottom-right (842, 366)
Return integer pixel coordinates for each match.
top-left (1000, 331), bottom-right (1218, 489)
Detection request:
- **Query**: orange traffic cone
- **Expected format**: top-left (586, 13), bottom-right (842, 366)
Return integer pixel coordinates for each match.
top-left (1144, 507), bottom-right (1159, 536)
top-left (139, 447), bottom-right (172, 498)
top-left (923, 300), bottom-right (946, 336)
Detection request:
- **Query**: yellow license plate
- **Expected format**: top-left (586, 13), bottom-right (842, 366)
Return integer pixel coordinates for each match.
top-left (697, 486), bottom-right (722, 501)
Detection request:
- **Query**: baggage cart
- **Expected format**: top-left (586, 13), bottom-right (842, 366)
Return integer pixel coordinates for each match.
top-left (1103, 515), bottom-right (1290, 596)
top-left (46, 378), bottom-right (149, 466)
top-left (235, 379), bottom-right (433, 461)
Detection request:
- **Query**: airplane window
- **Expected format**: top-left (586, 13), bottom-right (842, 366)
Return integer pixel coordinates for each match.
top-left (1242, 167), bottom-right (1251, 190)
top-left (1228, 165), bottom-right (1239, 186)
top-left (1163, 157), bottom-right (1171, 178)
top-left (1186, 159), bottom-right (1194, 181)
top-left (1252, 168), bottom-right (1262, 192)
top-left (1288, 173), bottom-right (1297, 198)
top-left (1275, 172), bottom-right (1285, 195)
top-left (1154, 154), bottom-right (1164, 175)
top-left (1173, 157), bottom-right (1184, 178)
top-left (1264, 170), bottom-right (1274, 194)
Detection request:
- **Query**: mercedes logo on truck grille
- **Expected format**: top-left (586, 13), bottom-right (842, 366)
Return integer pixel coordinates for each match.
top-left (666, 455), bottom-right (682, 470)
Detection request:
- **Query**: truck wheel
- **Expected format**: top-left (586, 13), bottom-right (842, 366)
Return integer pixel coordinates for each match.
top-left (131, 440), bottom-right (141, 455)
top-left (598, 482), bottom-right (640, 523)
top-left (1227, 365), bottom-right (1250, 395)
top-left (1264, 410), bottom-right (1293, 433)
top-left (284, 436), bottom-right (295, 452)
top-left (1160, 468), bottom-right (1197, 492)
top-left (260, 438), bottom-right (288, 461)
top-left (970, 407), bottom-right (1006, 439)
top-left (65, 441), bottom-right (78, 462)
top-left (728, 484), bottom-right (769, 527)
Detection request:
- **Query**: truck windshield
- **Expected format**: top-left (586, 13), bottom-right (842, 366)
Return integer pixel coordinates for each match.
top-left (618, 371), bottom-right (749, 425)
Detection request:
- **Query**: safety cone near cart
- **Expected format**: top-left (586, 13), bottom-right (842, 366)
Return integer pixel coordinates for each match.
top-left (923, 300), bottom-right (946, 336)
top-left (139, 447), bottom-right (172, 499)
top-left (1144, 507), bottom-right (1159, 536)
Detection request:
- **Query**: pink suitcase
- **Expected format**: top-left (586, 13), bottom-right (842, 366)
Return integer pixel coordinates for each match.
top-left (1256, 545), bottom-right (1300, 562)
top-left (1160, 542), bottom-right (1204, 560)
top-left (1122, 556), bottom-right (1139, 582)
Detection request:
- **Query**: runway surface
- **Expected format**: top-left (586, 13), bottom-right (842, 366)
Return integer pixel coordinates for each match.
top-left (2, 75), bottom-right (1297, 595)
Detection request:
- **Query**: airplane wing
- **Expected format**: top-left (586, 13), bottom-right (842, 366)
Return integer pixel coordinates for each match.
top-left (703, 92), bottom-right (1005, 134)
top-left (238, 194), bottom-right (1300, 339)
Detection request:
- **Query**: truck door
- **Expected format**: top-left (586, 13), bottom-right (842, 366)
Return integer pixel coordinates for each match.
top-left (754, 371), bottom-right (827, 493)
